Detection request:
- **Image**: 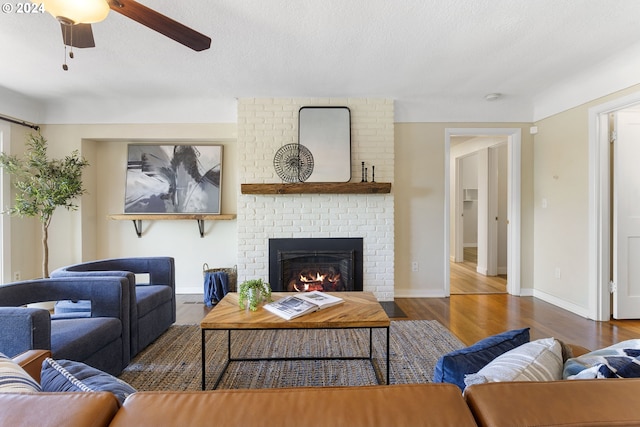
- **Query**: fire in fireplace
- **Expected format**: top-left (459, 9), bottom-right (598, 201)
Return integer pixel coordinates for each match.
top-left (269, 238), bottom-right (363, 292)
top-left (283, 251), bottom-right (352, 292)
top-left (295, 268), bottom-right (340, 292)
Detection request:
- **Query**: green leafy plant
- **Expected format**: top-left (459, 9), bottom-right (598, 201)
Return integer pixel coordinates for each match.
top-left (238, 278), bottom-right (272, 311)
top-left (0, 132), bottom-right (89, 278)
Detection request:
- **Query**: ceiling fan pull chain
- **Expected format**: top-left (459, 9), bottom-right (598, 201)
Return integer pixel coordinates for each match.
top-left (69, 25), bottom-right (74, 59)
top-left (62, 24), bottom-right (69, 71)
top-left (62, 44), bottom-right (68, 71)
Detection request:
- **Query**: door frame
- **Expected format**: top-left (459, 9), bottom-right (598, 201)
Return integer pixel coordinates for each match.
top-left (445, 128), bottom-right (521, 296)
top-left (588, 91), bottom-right (640, 321)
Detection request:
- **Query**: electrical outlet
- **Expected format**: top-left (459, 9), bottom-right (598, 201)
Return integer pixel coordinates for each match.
top-left (412, 262), bottom-right (419, 272)
top-left (554, 268), bottom-right (561, 279)
top-left (13, 271), bottom-right (20, 281)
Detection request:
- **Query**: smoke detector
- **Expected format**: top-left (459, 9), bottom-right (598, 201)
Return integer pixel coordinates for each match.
top-left (484, 93), bottom-right (502, 101)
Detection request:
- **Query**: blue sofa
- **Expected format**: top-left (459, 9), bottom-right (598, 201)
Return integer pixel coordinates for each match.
top-left (51, 257), bottom-right (176, 357)
top-left (0, 277), bottom-right (130, 376)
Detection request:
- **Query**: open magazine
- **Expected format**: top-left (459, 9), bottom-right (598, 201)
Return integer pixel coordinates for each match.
top-left (263, 291), bottom-right (345, 320)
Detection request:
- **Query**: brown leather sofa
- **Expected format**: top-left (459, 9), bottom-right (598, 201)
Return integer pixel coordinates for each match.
top-left (3, 350), bottom-right (640, 427)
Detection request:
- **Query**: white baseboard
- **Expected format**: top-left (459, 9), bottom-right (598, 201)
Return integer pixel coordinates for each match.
top-left (532, 289), bottom-right (590, 318)
top-left (498, 266), bottom-right (507, 275)
top-left (517, 287), bottom-right (534, 297)
top-left (463, 243), bottom-right (478, 248)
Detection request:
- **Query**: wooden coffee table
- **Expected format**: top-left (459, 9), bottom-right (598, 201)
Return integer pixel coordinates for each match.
top-left (201, 291), bottom-right (390, 390)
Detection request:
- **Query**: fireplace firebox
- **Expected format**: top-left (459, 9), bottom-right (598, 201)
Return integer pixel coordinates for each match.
top-left (269, 238), bottom-right (363, 292)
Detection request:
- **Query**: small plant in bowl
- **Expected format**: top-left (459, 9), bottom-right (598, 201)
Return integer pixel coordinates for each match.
top-left (238, 278), bottom-right (272, 311)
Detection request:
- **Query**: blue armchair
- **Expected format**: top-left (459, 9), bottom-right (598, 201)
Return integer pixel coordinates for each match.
top-left (51, 257), bottom-right (176, 357)
top-left (0, 277), bottom-right (130, 376)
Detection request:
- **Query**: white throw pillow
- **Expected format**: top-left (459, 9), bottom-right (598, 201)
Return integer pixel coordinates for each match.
top-left (0, 352), bottom-right (42, 393)
top-left (464, 337), bottom-right (563, 387)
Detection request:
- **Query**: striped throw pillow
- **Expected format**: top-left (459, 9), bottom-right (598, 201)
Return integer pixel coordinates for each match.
top-left (0, 352), bottom-right (42, 393)
top-left (464, 337), bottom-right (563, 387)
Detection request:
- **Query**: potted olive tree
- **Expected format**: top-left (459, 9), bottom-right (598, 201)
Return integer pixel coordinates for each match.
top-left (0, 132), bottom-right (89, 278)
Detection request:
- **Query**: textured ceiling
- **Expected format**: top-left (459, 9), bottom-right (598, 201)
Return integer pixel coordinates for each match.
top-left (2, 0), bottom-right (640, 123)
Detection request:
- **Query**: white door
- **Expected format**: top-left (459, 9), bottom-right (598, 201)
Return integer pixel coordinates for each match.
top-left (613, 109), bottom-right (640, 318)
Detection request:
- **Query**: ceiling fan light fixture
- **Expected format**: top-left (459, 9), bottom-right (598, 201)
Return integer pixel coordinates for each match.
top-left (37, 0), bottom-right (109, 24)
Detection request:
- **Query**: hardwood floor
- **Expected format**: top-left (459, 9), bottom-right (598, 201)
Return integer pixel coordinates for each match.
top-left (395, 295), bottom-right (640, 350)
top-left (450, 247), bottom-right (507, 294)
top-left (176, 294), bottom-right (214, 325)
top-left (177, 294), bottom-right (640, 352)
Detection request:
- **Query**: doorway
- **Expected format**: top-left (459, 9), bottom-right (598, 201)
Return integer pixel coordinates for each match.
top-left (449, 136), bottom-right (508, 294)
top-left (444, 128), bottom-right (521, 297)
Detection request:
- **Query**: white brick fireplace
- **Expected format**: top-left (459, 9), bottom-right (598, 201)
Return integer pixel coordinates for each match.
top-left (237, 98), bottom-right (394, 301)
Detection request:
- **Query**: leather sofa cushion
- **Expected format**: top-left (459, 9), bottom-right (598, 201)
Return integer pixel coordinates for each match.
top-left (465, 378), bottom-right (640, 427)
top-left (0, 392), bottom-right (119, 427)
top-left (136, 285), bottom-right (172, 317)
top-left (111, 384), bottom-right (478, 427)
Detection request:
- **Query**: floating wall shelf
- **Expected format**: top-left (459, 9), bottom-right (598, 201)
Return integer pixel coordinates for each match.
top-left (241, 182), bottom-right (391, 195)
top-left (107, 214), bottom-right (237, 238)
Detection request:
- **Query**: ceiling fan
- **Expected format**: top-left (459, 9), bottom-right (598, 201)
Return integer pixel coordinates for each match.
top-left (40, 0), bottom-right (212, 52)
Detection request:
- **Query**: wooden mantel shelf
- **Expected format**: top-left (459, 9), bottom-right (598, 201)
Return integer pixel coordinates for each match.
top-left (241, 182), bottom-right (391, 195)
top-left (107, 214), bottom-right (236, 238)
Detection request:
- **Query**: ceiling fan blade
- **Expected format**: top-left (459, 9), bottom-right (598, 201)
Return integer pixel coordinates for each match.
top-left (108, 0), bottom-right (211, 51)
top-left (60, 23), bottom-right (96, 48)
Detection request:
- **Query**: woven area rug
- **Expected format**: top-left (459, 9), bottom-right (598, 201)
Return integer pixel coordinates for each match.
top-left (119, 320), bottom-right (464, 391)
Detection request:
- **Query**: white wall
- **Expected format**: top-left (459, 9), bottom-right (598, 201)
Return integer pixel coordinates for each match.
top-left (533, 105), bottom-right (593, 314)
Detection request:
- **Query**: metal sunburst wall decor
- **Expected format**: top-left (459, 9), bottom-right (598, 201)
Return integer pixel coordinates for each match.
top-left (273, 143), bottom-right (314, 183)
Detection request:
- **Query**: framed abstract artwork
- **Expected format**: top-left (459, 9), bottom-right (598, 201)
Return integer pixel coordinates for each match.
top-left (124, 144), bottom-right (222, 214)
